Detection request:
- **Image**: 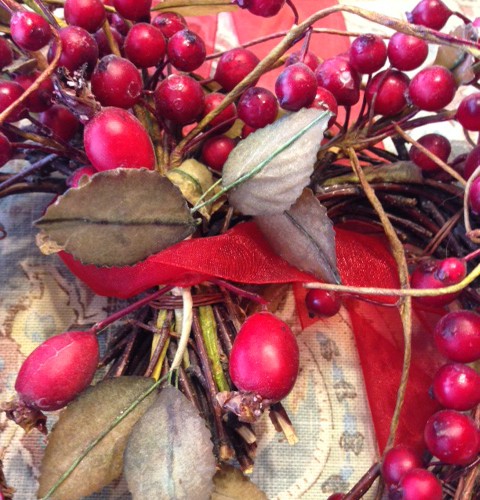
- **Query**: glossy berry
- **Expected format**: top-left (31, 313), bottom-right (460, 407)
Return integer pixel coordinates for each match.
top-left (424, 409), bottom-right (480, 465)
top-left (113, 0), bottom-right (151, 21)
top-left (381, 445), bottom-right (423, 486)
top-left (229, 312), bottom-right (299, 401)
top-left (39, 105), bottom-right (80, 142)
top-left (237, 0), bottom-right (286, 17)
top-left (237, 87), bottom-right (278, 129)
top-left (64, 0), bottom-right (106, 33)
top-left (409, 133), bottom-right (451, 172)
top-left (365, 70), bottom-right (410, 117)
top-left (214, 48), bottom-right (260, 92)
top-left (387, 33), bottom-right (428, 71)
top-left (394, 468), bottom-right (442, 500)
top-left (0, 38), bottom-right (13, 69)
top-left (464, 145), bottom-right (480, 179)
top-left (91, 55), bottom-right (142, 108)
top-left (469, 177), bottom-right (480, 215)
top-left (10, 11), bottom-right (52, 52)
top-left (310, 86), bottom-right (338, 128)
top-left (432, 363), bottom-right (480, 411)
top-left (0, 80), bottom-right (25, 122)
top-left (434, 310), bottom-right (480, 363)
top-left (408, 66), bottom-right (456, 112)
top-left (456, 93), bottom-right (480, 132)
top-left (124, 23), bottom-right (166, 68)
top-left (151, 11), bottom-right (187, 39)
top-left (15, 72), bottom-right (54, 112)
top-left (167, 29), bottom-right (206, 72)
top-left (67, 165), bottom-right (97, 187)
top-left (407, 0), bottom-right (452, 30)
top-left (349, 34), bottom-right (387, 74)
top-left (0, 132), bottom-right (12, 167)
top-left (201, 92), bottom-right (237, 132)
top-left (15, 331), bottom-right (99, 411)
top-left (275, 62), bottom-right (317, 111)
top-left (49, 26), bottom-right (99, 74)
top-left (94, 26), bottom-right (124, 58)
top-left (154, 74), bottom-right (204, 125)
top-left (285, 50), bottom-right (320, 72)
top-left (84, 107), bottom-right (156, 171)
top-left (305, 289), bottom-right (341, 317)
top-left (315, 56), bottom-right (361, 107)
top-left (201, 135), bottom-right (235, 172)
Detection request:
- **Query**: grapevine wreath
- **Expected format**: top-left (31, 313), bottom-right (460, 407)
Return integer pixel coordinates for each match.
top-left (1, 0), bottom-right (480, 498)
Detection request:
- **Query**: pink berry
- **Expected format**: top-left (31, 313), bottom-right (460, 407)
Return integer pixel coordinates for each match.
top-left (15, 331), bottom-right (99, 411)
top-left (349, 34), bottom-right (387, 74)
top-left (365, 69), bottom-right (410, 117)
top-left (229, 312), bottom-right (299, 402)
top-left (201, 92), bottom-right (237, 132)
top-left (237, 87), bottom-right (278, 129)
top-left (201, 135), bottom-right (235, 172)
top-left (305, 289), bottom-right (341, 317)
top-left (409, 133), bottom-right (451, 172)
top-left (407, 0), bottom-right (452, 31)
top-left (214, 48), bottom-right (260, 92)
top-left (434, 310), bottom-right (480, 363)
top-left (39, 105), bottom-right (80, 142)
top-left (10, 11), bottom-right (52, 52)
top-left (113, 0), bottom-right (151, 21)
top-left (64, 0), bottom-right (106, 33)
top-left (395, 468), bottom-right (442, 500)
top-left (424, 409), bottom-right (480, 465)
top-left (167, 29), bottom-right (206, 72)
top-left (387, 33), bottom-right (428, 71)
top-left (408, 66), bottom-right (456, 112)
top-left (124, 23), bottom-right (166, 68)
top-left (151, 11), bottom-right (187, 39)
top-left (381, 445), bottom-right (423, 486)
top-left (456, 93), bottom-right (480, 132)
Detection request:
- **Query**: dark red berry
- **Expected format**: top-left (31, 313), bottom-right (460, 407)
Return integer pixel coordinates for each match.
top-left (381, 445), bottom-right (423, 486)
top-left (432, 363), bottom-right (480, 411)
top-left (201, 135), bottom-right (235, 172)
top-left (309, 86), bottom-right (338, 128)
top-left (424, 409), bottom-right (480, 465)
top-left (387, 33), bottom-right (428, 71)
top-left (108, 12), bottom-right (129, 36)
top-left (0, 37), bottom-right (13, 69)
top-left (0, 132), bottom-right (12, 166)
top-left (64, 0), bottom-right (106, 33)
top-left (15, 331), bottom-right (99, 411)
top-left (15, 72), bottom-right (54, 112)
top-left (326, 495), bottom-right (345, 500)
top-left (124, 23), bottom-right (166, 68)
top-left (434, 310), bottom-right (480, 363)
top-left (0, 80), bottom-right (25, 122)
top-left (237, 86), bottom-right (278, 129)
top-left (305, 289), bottom-right (341, 317)
top-left (409, 133), bottom-right (451, 172)
top-left (154, 74), bottom-right (204, 125)
top-left (214, 48), bottom-right (260, 92)
top-left (84, 107), bottom-right (156, 171)
top-left (395, 468), bottom-right (442, 500)
top-left (315, 56), bottom-right (361, 107)
top-left (167, 29), bottom-right (206, 72)
top-left (241, 123), bottom-right (256, 138)
top-left (365, 70), bottom-right (410, 117)
top-left (10, 11), bottom-right (52, 52)
top-left (94, 26), bottom-right (124, 58)
top-left (113, 0), bottom-right (152, 21)
top-left (238, 0), bottom-right (286, 17)
top-left (408, 66), bottom-right (456, 112)
top-left (456, 93), bottom-right (480, 132)
top-left (151, 11), bottom-right (187, 39)
top-left (39, 105), bottom-right (80, 142)
top-left (91, 55), bottom-right (142, 108)
top-left (349, 34), bottom-right (387, 74)
top-left (464, 145), bottom-right (480, 179)
top-left (285, 50), bottom-right (320, 72)
top-left (201, 92), bottom-right (237, 132)
top-left (275, 62), bottom-right (317, 111)
top-left (469, 177), bottom-right (480, 214)
top-left (229, 312), bottom-right (299, 401)
top-left (407, 0), bottom-right (452, 30)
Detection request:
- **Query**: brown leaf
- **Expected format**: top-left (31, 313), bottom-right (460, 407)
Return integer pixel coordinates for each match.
top-left (255, 188), bottom-right (339, 283)
top-left (35, 168), bottom-right (196, 267)
top-left (211, 465), bottom-right (267, 500)
top-left (37, 377), bottom-right (158, 500)
top-left (124, 386), bottom-right (216, 499)
top-left (152, 0), bottom-right (238, 16)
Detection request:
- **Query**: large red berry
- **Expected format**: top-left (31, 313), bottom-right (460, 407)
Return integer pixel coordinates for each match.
top-left (15, 331), bottom-right (99, 411)
top-left (407, 0), bottom-right (452, 30)
top-left (84, 107), bottom-right (156, 171)
top-left (113, 0), bottom-right (152, 21)
top-left (10, 11), bottom-right (52, 52)
top-left (456, 93), bottom-right (480, 132)
top-left (64, 0), bottom-right (106, 33)
top-left (237, 87), bottom-right (278, 129)
top-left (408, 66), bottom-right (456, 112)
top-left (349, 34), bottom-right (387, 74)
top-left (395, 468), bottom-right (442, 500)
top-left (124, 23), bottom-right (166, 68)
top-left (229, 312), bottom-right (299, 402)
top-left (275, 62), bottom-right (317, 111)
top-left (315, 56), bottom-right (360, 106)
top-left (387, 33), bottom-right (428, 71)
top-left (214, 48), bottom-right (260, 92)
top-left (381, 445), bottom-right (423, 486)
top-left (167, 29), bottom-right (206, 72)
top-left (365, 70), bottom-right (410, 117)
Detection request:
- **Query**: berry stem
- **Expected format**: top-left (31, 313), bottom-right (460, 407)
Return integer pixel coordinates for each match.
top-left (343, 462), bottom-right (381, 500)
top-left (101, 18), bottom-right (121, 57)
top-left (169, 287), bottom-right (193, 372)
top-left (0, 153), bottom-right (57, 192)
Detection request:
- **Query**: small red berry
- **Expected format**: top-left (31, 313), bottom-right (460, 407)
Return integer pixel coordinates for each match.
top-left (305, 289), bottom-right (341, 317)
top-left (94, 26), bottom-right (124, 58)
top-left (464, 145), bottom-right (480, 179)
top-left (387, 33), bottom-right (428, 71)
top-left (285, 50), bottom-right (320, 72)
top-left (201, 135), bottom-right (235, 172)
top-left (64, 0), bottom-right (106, 33)
top-left (167, 29), bottom-right (206, 72)
top-left (407, 0), bottom-right (452, 30)
top-left (10, 11), bottom-right (52, 52)
top-left (0, 38), bottom-right (13, 69)
top-left (275, 62), bottom-right (317, 111)
top-left (124, 23), bottom-right (166, 68)
top-left (237, 87), bottom-right (278, 129)
top-left (381, 445), bottom-right (423, 486)
top-left (469, 177), bottom-right (480, 215)
top-left (0, 80), bottom-right (25, 122)
top-left (456, 93), bottom-right (480, 132)
top-left (309, 86), bottom-right (337, 128)
top-left (349, 34), bottom-right (387, 74)
top-left (67, 165), bottom-right (97, 187)
top-left (39, 105), bottom-right (80, 142)
top-left (395, 468), bottom-right (442, 500)
top-left (409, 133), bottom-right (451, 172)
top-left (14, 72), bottom-right (54, 113)
top-left (151, 11), bottom-right (187, 39)
top-left (201, 92), bottom-right (237, 132)
top-left (214, 48), bottom-right (260, 92)
top-left (365, 70), bottom-right (410, 117)
top-left (113, 0), bottom-right (151, 21)
top-left (237, 0), bottom-right (286, 17)
top-left (408, 66), bottom-right (456, 112)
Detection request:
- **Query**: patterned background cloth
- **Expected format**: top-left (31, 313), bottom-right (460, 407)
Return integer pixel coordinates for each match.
top-left (1, 0), bottom-right (479, 498)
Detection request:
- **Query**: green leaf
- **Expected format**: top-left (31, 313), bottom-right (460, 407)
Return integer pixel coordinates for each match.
top-left (37, 377), bottom-right (158, 500)
top-left (35, 168), bottom-right (196, 267)
top-left (152, 0), bottom-right (238, 16)
top-left (124, 386), bottom-right (216, 499)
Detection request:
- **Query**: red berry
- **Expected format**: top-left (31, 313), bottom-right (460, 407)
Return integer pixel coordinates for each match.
top-left (15, 331), bottom-right (99, 411)
top-left (0, 37), bottom-right (13, 69)
top-left (154, 74), bottom-right (204, 125)
top-left (237, 87), bottom-right (278, 129)
top-left (381, 445), bottom-right (423, 486)
top-left (395, 468), bottom-right (442, 500)
top-left (309, 86), bottom-right (338, 128)
top-left (408, 66), bottom-right (456, 112)
top-left (113, 0), bottom-right (152, 21)
top-left (434, 310), bottom-right (480, 363)
top-left (124, 23), bottom-right (166, 69)
top-left (407, 0), bottom-right (452, 30)
top-left (315, 56), bottom-right (361, 107)
top-left (424, 409), bottom-right (480, 465)
top-left (387, 33), bottom-right (428, 71)
top-left (456, 93), bottom-right (480, 132)
top-left (229, 312), bottom-right (299, 401)
top-left (238, 0), bottom-right (286, 17)
top-left (0, 132), bottom-right (12, 166)
top-left (201, 135), bottom-right (235, 172)
top-left (14, 71), bottom-right (54, 113)
top-left (39, 105), bottom-right (80, 142)
top-left (349, 34), bottom-right (387, 74)
top-left (84, 107), bottom-right (156, 171)
top-left (201, 92), bottom-right (237, 132)
top-left (10, 11), bottom-right (52, 52)
top-left (108, 12), bottom-right (129, 36)
top-left (275, 62), bottom-right (317, 111)
top-left (67, 165), bottom-right (97, 187)
top-left (409, 133), bottom-right (451, 172)
top-left (464, 145), bottom-right (480, 180)
top-left (0, 80), bottom-right (25, 122)
top-left (94, 26), bottom-right (124, 58)
top-left (91, 55), bottom-right (142, 108)
top-left (64, 0), bottom-right (106, 33)
top-left (469, 177), bottom-right (480, 215)
top-left (167, 29), bottom-right (206, 72)
top-left (151, 11), bottom-right (187, 39)
top-left (327, 495), bottom-right (345, 500)
top-left (365, 69), bottom-right (410, 117)
top-left (432, 363), bottom-right (480, 411)
top-left (285, 50), bottom-right (320, 72)
top-left (214, 48), bottom-right (260, 92)
top-left (305, 289), bottom-right (341, 317)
